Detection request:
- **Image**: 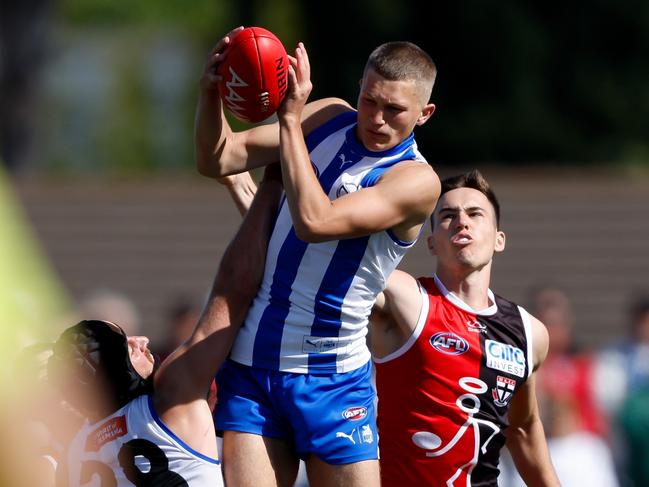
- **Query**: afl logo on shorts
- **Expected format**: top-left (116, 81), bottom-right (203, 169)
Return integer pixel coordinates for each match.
top-left (430, 332), bottom-right (469, 355)
top-left (342, 406), bottom-right (367, 421)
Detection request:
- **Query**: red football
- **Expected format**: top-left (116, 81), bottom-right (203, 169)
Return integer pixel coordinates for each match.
top-left (218, 27), bottom-right (289, 123)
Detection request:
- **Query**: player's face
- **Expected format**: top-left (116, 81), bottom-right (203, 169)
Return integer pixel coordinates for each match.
top-left (429, 188), bottom-right (505, 270)
top-left (127, 336), bottom-right (155, 379)
top-left (356, 68), bottom-right (435, 152)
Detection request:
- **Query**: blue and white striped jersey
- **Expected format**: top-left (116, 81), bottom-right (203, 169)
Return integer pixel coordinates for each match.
top-left (230, 111), bottom-right (427, 374)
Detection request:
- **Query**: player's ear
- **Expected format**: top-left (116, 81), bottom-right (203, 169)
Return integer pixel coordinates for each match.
top-left (416, 103), bottom-right (436, 126)
top-left (427, 235), bottom-right (437, 256)
top-left (494, 230), bottom-right (506, 253)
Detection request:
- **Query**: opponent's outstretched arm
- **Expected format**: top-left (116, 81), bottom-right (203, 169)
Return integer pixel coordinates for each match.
top-left (153, 166), bottom-right (282, 453)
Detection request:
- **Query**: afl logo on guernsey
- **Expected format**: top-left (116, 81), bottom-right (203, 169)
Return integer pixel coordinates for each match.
top-left (342, 406), bottom-right (368, 421)
top-left (430, 332), bottom-right (469, 355)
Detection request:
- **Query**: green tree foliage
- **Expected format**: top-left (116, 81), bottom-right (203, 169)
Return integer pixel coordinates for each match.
top-left (60, 0), bottom-right (232, 43)
top-left (55, 0), bottom-right (649, 168)
top-left (301, 0), bottom-right (649, 165)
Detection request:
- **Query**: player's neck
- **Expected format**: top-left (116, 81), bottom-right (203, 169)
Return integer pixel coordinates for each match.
top-left (435, 266), bottom-right (492, 311)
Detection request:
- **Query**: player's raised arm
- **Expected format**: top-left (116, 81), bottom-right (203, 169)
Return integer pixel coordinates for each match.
top-left (278, 43), bottom-right (439, 243)
top-left (195, 28), bottom-right (350, 179)
top-left (152, 167), bottom-right (283, 451)
top-left (194, 27), bottom-right (279, 178)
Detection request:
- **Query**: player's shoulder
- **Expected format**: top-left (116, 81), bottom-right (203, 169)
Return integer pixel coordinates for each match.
top-left (302, 97), bottom-right (354, 135)
top-left (524, 311), bottom-right (550, 369)
top-left (384, 269), bottom-right (420, 299)
top-left (385, 159), bottom-right (438, 182)
top-left (380, 161), bottom-right (441, 208)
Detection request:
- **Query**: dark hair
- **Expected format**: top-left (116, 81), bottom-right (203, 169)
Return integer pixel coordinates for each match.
top-left (430, 169), bottom-right (501, 229)
top-left (48, 320), bottom-right (152, 416)
top-left (364, 42), bottom-right (437, 103)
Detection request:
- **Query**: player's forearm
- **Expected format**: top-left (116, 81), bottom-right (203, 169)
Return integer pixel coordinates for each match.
top-left (194, 86), bottom-right (232, 178)
top-left (220, 171), bottom-right (258, 216)
top-left (279, 117), bottom-right (331, 242)
top-left (186, 177), bottom-right (281, 366)
top-left (508, 417), bottom-right (560, 487)
top-left (212, 176), bottom-right (282, 300)
top-left (155, 177), bottom-right (281, 400)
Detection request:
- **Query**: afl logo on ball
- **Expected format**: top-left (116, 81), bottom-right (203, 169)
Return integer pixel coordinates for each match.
top-left (430, 332), bottom-right (469, 355)
top-left (342, 406), bottom-right (367, 421)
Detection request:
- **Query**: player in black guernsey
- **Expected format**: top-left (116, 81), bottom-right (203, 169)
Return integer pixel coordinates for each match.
top-left (370, 170), bottom-right (560, 486)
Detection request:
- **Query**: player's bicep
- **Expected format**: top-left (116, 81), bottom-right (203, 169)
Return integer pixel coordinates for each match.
top-left (529, 315), bottom-right (550, 371)
top-left (222, 98), bottom-right (351, 175)
top-left (301, 97), bottom-right (352, 134)
top-left (324, 164), bottom-right (439, 238)
top-left (507, 373), bottom-right (538, 431)
top-left (221, 122), bottom-right (281, 175)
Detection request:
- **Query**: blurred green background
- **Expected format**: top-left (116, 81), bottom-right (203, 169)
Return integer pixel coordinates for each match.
top-left (3, 0), bottom-right (648, 175)
top-left (2, 2), bottom-right (649, 485)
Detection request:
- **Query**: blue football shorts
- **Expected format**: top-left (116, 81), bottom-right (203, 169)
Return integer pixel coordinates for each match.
top-left (214, 359), bottom-right (378, 465)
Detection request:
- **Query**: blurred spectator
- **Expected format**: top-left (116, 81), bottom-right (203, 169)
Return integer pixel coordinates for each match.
top-left (158, 297), bottom-right (201, 359)
top-left (594, 295), bottom-right (649, 485)
top-left (544, 397), bottom-right (619, 487)
top-left (0, 0), bottom-right (53, 172)
top-left (501, 396), bottom-right (619, 487)
top-left (532, 286), bottom-right (607, 437)
top-left (77, 289), bottom-right (141, 336)
top-left (618, 385), bottom-right (649, 487)
top-left (500, 286), bottom-right (617, 486)
top-left (158, 296), bottom-right (218, 411)
top-left (595, 296), bottom-right (649, 416)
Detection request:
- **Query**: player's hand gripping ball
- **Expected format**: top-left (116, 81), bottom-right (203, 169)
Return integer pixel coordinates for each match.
top-left (218, 27), bottom-right (289, 123)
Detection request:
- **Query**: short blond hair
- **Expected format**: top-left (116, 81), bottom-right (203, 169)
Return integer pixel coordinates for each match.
top-left (364, 42), bottom-right (437, 104)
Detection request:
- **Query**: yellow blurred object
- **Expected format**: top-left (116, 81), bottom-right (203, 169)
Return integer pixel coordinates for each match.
top-left (0, 164), bottom-right (72, 485)
top-left (0, 164), bottom-right (70, 378)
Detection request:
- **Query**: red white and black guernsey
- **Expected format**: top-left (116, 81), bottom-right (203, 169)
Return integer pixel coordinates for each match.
top-left (374, 275), bottom-right (534, 487)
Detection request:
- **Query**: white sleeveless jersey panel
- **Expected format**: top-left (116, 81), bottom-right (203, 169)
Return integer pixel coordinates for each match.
top-left (230, 111), bottom-right (427, 373)
top-left (66, 395), bottom-right (222, 486)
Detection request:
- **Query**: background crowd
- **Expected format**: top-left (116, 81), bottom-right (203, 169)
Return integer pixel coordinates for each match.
top-left (1, 1), bottom-right (648, 486)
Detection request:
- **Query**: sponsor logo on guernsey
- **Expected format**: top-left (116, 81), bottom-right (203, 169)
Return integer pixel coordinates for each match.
top-left (342, 406), bottom-right (368, 421)
top-left (466, 318), bottom-right (487, 334)
top-left (429, 332), bottom-right (469, 355)
top-left (485, 340), bottom-right (526, 377)
top-left (85, 415), bottom-right (128, 452)
top-left (302, 336), bottom-right (337, 354)
top-left (336, 182), bottom-right (360, 198)
top-left (338, 153), bottom-right (355, 169)
top-left (492, 375), bottom-right (517, 407)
